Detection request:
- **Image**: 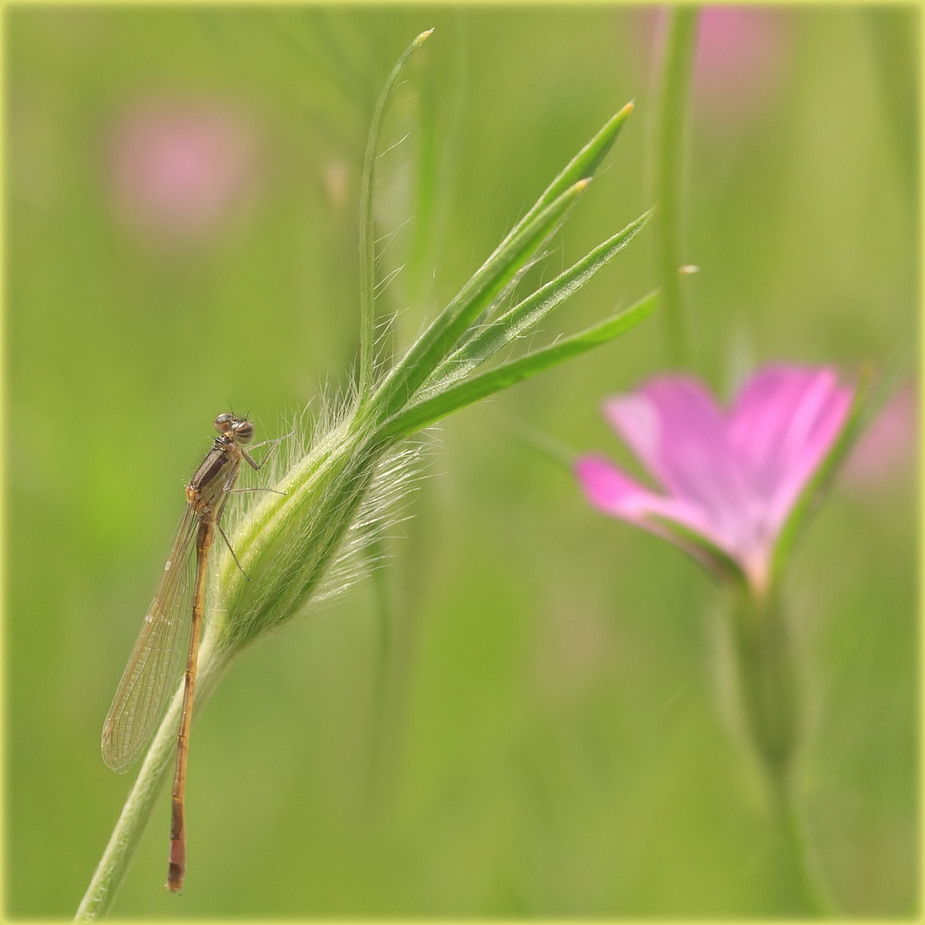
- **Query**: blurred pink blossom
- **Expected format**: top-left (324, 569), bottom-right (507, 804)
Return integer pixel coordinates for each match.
top-left (842, 381), bottom-right (917, 491)
top-left (638, 7), bottom-right (793, 131)
top-left (107, 95), bottom-right (259, 247)
top-left (576, 366), bottom-right (853, 595)
top-left (692, 7), bottom-right (792, 128)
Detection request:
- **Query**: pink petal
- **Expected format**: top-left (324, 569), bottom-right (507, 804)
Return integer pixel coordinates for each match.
top-left (580, 364), bottom-right (854, 594)
top-left (768, 385), bottom-right (852, 528)
top-left (731, 365), bottom-right (852, 531)
top-left (604, 376), bottom-right (753, 544)
top-left (843, 382), bottom-right (916, 489)
top-left (731, 366), bottom-right (833, 480)
top-left (575, 455), bottom-right (733, 554)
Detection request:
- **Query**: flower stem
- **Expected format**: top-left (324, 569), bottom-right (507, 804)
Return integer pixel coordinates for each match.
top-left (766, 766), bottom-right (836, 915)
top-left (651, 7), bottom-right (698, 366)
top-left (725, 586), bottom-right (838, 915)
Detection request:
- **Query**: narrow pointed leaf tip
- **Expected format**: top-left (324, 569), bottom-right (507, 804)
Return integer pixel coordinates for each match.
top-left (506, 102), bottom-right (635, 241)
top-left (430, 209), bottom-right (653, 387)
top-left (357, 26), bottom-right (435, 402)
top-left (370, 178), bottom-right (593, 423)
top-left (578, 102), bottom-right (634, 179)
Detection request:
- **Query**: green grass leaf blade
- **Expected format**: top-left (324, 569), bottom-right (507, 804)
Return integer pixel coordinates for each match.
top-left (379, 290), bottom-right (658, 443)
top-left (430, 208), bottom-right (654, 389)
top-left (435, 101), bottom-right (638, 361)
top-left (366, 179), bottom-right (591, 425)
top-left (491, 101), bottom-right (635, 257)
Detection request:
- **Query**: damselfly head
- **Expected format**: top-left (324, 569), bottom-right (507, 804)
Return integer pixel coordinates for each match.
top-left (214, 412), bottom-right (254, 444)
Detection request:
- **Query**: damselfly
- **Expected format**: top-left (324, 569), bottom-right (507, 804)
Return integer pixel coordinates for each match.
top-left (101, 412), bottom-right (288, 893)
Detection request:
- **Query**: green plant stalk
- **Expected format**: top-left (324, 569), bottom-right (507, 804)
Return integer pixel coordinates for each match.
top-left (768, 769), bottom-right (835, 915)
top-left (863, 8), bottom-right (917, 203)
top-left (726, 586), bottom-right (797, 777)
top-left (652, 7), bottom-right (698, 366)
top-left (724, 584), bottom-right (835, 914)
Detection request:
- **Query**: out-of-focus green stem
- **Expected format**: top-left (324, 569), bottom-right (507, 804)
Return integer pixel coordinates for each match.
top-left (768, 767), bottom-right (836, 915)
top-left (863, 8), bottom-right (917, 202)
top-left (652, 7), bottom-right (698, 366)
top-left (726, 585), bottom-right (837, 915)
top-left (367, 533), bottom-right (394, 811)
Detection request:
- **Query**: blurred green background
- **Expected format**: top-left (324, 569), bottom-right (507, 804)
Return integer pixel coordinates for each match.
top-left (6, 5), bottom-right (918, 917)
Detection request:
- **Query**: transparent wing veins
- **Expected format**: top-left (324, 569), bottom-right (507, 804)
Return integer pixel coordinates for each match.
top-left (101, 505), bottom-right (199, 772)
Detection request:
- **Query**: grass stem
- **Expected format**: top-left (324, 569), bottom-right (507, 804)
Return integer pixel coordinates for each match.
top-left (652, 7), bottom-right (698, 366)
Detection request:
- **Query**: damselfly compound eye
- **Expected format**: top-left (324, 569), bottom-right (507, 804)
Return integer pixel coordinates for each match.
top-left (214, 413), bottom-right (234, 434)
top-left (232, 420), bottom-right (254, 444)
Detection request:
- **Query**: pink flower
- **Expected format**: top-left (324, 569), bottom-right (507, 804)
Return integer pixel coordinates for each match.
top-left (692, 7), bottom-right (793, 130)
top-left (107, 95), bottom-right (259, 247)
top-left (842, 380), bottom-right (916, 491)
top-left (634, 7), bottom-right (793, 133)
top-left (576, 366), bottom-right (854, 595)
